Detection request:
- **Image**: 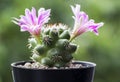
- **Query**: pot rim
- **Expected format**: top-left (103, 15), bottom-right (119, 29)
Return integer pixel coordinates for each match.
top-left (11, 60), bottom-right (96, 70)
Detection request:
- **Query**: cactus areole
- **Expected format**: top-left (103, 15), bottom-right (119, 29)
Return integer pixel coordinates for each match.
top-left (12, 4), bottom-right (104, 68)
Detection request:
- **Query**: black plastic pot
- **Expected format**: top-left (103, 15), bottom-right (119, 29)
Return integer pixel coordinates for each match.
top-left (11, 61), bottom-right (96, 82)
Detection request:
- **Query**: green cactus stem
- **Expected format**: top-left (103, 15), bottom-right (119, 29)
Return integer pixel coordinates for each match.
top-left (30, 24), bottom-right (77, 67)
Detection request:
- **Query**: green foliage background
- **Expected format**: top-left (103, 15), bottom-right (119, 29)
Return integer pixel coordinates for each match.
top-left (0, 0), bottom-right (120, 82)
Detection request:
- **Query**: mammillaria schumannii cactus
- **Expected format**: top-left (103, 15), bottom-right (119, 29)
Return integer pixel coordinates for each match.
top-left (12, 4), bottom-right (104, 68)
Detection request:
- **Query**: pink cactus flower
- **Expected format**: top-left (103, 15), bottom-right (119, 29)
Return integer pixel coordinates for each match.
top-left (71, 4), bottom-right (104, 39)
top-left (12, 7), bottom-right (51, 36)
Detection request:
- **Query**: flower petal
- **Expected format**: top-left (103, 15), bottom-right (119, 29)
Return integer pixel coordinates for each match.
top-left (21, 25), bottom-right (29, 31)
top-left (31, 7), bottom-right (37, 24)
top-left (25, 8), bottom-right (32, 24)
top-left (38, 9), bottom-right (51, 25)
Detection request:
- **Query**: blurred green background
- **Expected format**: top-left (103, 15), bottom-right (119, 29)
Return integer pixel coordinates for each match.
top-left (0, 0), bottom-right (120, 82)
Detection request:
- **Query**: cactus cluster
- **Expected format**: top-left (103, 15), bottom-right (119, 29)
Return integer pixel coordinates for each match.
top-left (29, 24), bottom-right (77, 67)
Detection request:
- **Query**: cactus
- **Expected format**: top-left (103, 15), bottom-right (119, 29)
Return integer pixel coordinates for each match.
top-left (12, 4), bottom-right (104, 68)
top-left (29, 24), bottom-right (77, 67)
